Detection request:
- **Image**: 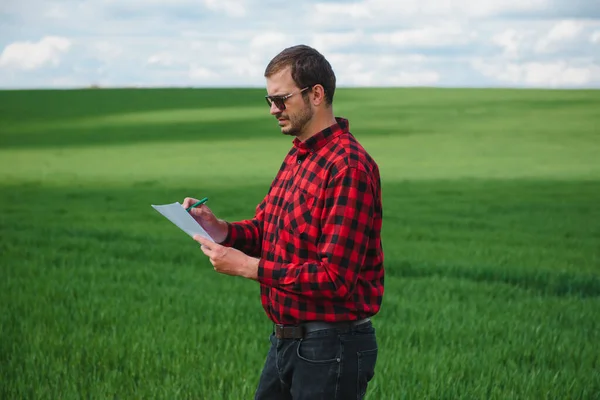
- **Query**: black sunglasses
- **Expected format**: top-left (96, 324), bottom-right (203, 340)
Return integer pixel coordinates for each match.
top-left (265, 86), bottom-right (311, 111)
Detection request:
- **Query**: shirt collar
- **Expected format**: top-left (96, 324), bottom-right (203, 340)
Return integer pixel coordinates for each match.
top-left (292, 117), bottom-right (349, 157)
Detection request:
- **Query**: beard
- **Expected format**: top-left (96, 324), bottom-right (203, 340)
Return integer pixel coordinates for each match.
top-left (277, 101), bottom-right (313, 137)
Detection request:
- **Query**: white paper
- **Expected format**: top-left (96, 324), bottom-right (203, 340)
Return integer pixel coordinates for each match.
top-left (151, 202), bottom-right (214, 242)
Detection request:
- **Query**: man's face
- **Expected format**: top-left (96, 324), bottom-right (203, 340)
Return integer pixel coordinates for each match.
top-left (265, 67), bottom-right (313, 138)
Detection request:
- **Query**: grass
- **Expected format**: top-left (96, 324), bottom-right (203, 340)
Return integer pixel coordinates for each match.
top-left (1, 88), bottom-right (599, 399)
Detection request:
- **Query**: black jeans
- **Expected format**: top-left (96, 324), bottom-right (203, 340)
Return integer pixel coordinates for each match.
top-left (254, 321), bottom-right (378, 400)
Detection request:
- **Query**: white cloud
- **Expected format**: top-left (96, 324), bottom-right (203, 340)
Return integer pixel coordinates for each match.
top-left (247, 32), bottom-right (294, 72)
top-left (535, 20), bottom-right (585, 53)
top-left (147, 53), bottom-right (176, 67)
top-left (314, 2), bottom-right (372, 19)
top-left (311, 0), bottom-right (550, 26)
top-left (328, 53), bottom-right (440, 87)
top-left (97, 0), bottom-right (246, 18)
top-left (0, 0), bottom-right (599, 88)
top-left (51, 76), bottom-right (87, 87)
top-left (492, 29), bottom-right (525, 58)
top-left (0, 36), bottom-right (71, 70)
top-left (203, 0), bottom-right (247, 17)
top-left (310, 31), bottom-right (367, 53)
top-left (472, 59), bottom-right (600, 86)
top-left (44, 4), bottom-right (69, 19)
top-left (388, 71), bottom-right (440, 86)
top-left (250, 32), bottom-right (290, 52)
top-left (216, 41), bottom-right (239, 54)
top-left (91, 41), bottom-right (124, 62)
top-left (373, 24), bottom-right (473, 48)
top-left (226, 56), bottom-right (264, 81)
top-left (546, 20), bottom-right (585, 41)
top-left (189, 65), bottom-right (218, 81)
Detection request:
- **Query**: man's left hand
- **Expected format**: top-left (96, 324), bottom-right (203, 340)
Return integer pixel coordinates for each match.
top-left (194, 235), bottom-right (259, 280)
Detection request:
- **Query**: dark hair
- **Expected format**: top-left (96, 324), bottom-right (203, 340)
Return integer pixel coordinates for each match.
top-left (264, 45), bottom-right (336, 105)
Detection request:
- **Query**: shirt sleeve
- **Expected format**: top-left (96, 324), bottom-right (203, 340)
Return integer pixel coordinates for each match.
top-left (221, 196), bottom-right (266, 258)
top-left (257, 165), bottom-right (375, 300)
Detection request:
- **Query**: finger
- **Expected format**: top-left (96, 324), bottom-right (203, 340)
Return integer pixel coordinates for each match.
top-left (193, 234), bottom-right (209, 245)
top-left (196, 236), bottom-right (217, 249)
top-left (182, 197), bottom-right (199, 209)
top-left (189, 204), bottom-right (209, 217)
top-left (200, 246), bottom-right (212, 257)
top-left (193, 234), bottom-right (211, 251)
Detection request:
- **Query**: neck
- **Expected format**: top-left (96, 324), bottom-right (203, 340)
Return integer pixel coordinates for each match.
top-left (297, 108), bottom-right (337, 142)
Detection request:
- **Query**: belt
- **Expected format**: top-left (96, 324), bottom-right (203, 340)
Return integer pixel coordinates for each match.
top-left (274, 318), bottom-right (371, 339)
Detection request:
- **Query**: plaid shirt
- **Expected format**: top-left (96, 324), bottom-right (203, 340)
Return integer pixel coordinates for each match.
top-left (223, 118), bottom-right (384, 325)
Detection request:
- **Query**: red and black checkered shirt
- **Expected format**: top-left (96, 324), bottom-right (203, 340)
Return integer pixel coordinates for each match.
top-left (222, 117), bottom-right (384, 325)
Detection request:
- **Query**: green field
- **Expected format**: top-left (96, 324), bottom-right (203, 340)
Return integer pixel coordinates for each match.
top-left (1, 88), bottom-right (599, 399)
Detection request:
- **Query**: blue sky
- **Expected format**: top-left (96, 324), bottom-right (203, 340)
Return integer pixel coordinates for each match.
top-left (1, 0), bottom-right (599, 89)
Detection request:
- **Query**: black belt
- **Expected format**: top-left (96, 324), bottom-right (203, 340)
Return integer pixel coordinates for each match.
top-left (274, 318), bottom-right (371, 339)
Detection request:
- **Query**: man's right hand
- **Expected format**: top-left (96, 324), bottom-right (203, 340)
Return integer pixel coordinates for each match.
top-left (182, 197), bottom-right (229, 244)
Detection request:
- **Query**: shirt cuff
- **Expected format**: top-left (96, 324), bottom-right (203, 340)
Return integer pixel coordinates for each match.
top-left (219, 222), bottom-right (235, 246)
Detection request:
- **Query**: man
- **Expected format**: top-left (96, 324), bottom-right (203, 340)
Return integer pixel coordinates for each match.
top-left (183, 45), bottom-right (384, 399)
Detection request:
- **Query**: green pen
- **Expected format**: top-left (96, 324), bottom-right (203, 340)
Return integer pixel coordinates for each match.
top-left (186, 197), bottom-right (208, 212)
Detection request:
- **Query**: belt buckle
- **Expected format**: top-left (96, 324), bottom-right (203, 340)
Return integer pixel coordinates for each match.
top-left (274, 324), bottom-right (303, 339)
top-left (274, 324), bottom-right (284, 339)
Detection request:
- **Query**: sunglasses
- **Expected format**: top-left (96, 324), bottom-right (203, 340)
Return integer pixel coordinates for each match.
top-left (265, 86), bottom-right (311, 111)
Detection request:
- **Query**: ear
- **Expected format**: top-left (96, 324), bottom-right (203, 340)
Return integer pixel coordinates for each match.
top-left (310, 84), bottom-right (327, 106)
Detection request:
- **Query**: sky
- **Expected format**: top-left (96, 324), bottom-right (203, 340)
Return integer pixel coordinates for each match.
top-left (1, 0), bottom-right (599, 89)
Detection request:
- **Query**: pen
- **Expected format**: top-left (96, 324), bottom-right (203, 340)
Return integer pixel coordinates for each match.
top-left (186, 197), bottom-right (208, 212)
